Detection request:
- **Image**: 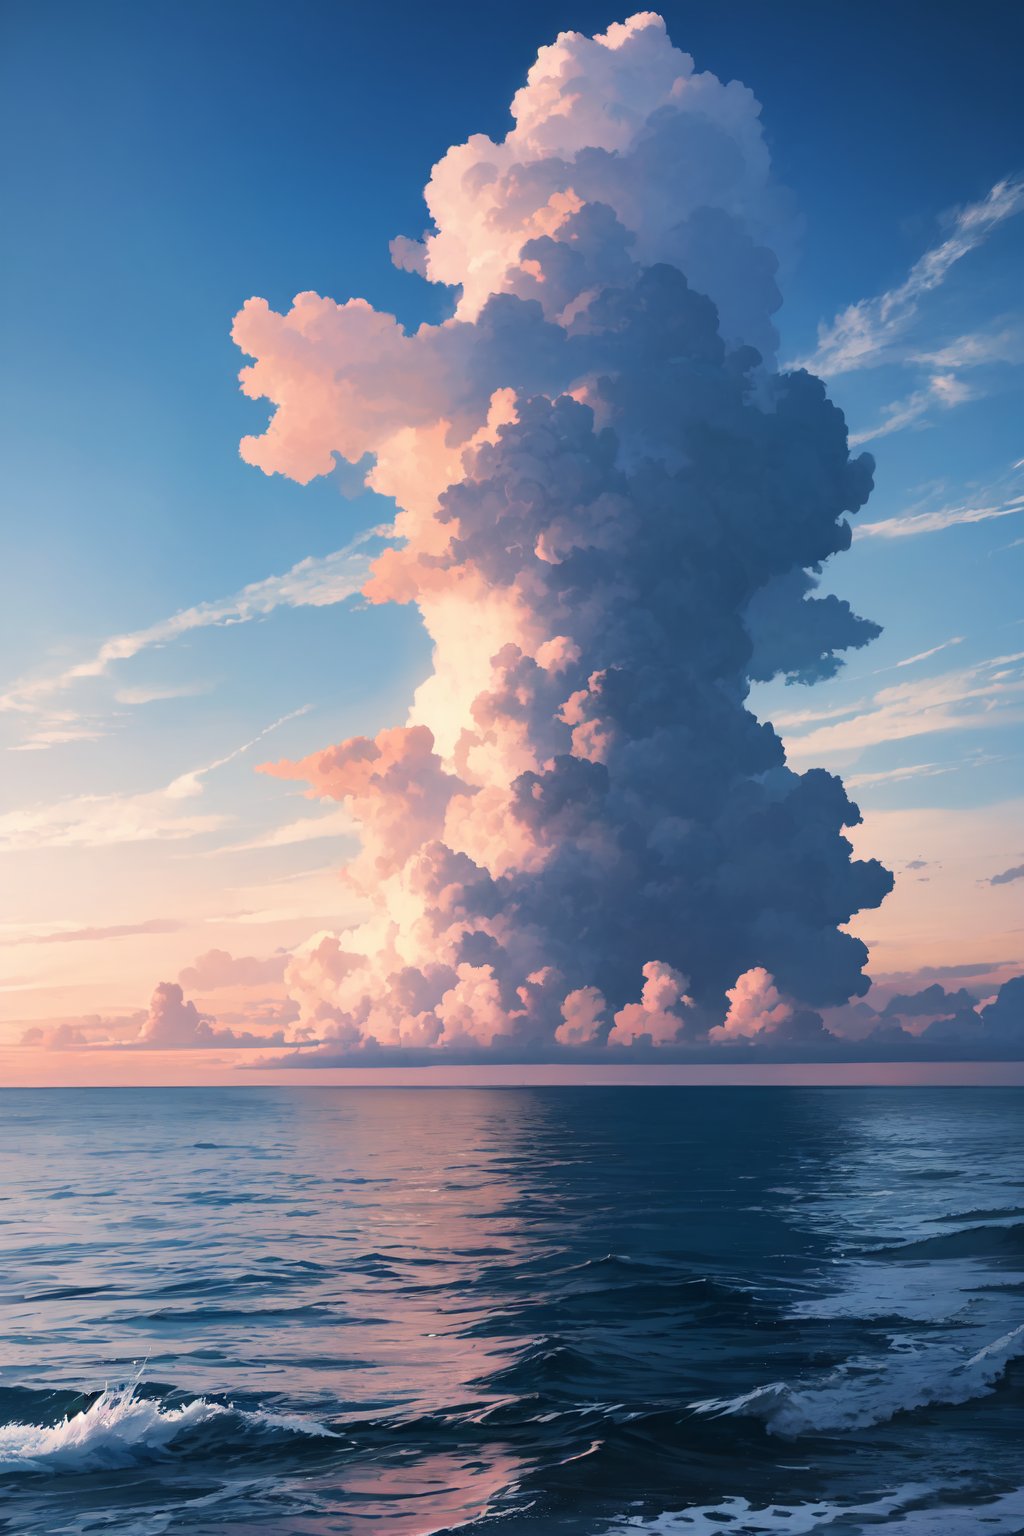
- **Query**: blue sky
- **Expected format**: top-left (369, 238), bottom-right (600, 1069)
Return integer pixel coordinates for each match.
top-left (1, 1), bottom-right (1022, 1068)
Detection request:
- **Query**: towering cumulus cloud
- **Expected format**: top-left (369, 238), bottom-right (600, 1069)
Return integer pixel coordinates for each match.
top-left (235, 13), bottom-right (892, 1058)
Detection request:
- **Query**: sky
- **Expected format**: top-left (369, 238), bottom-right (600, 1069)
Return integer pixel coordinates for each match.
top-left (1, 0), bottom-right (1023, 1084)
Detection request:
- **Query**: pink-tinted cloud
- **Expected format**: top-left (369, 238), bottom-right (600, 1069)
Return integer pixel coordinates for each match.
top-left (178, 948), bottom-right (288, 990)
top-left (225, 12), bottom-right (897, 1061)
top-left (708, 967), bottom-right (793, 1042)
top-left (21, 1021), bottom-right (98, 1050)
top-left (188, 13), bottom-right (991, 1070)
top-left (135, 983), bottom-right (303, 1049)
top-left (607, 962), bottom-right (695, 1047)
top-left (2, 919), bottom-right (184, 947)
top-left (261, 725), bottom-right (466, 880)
top-left (22, 984), bottom-right (302, 1051)
top-left (555, 985), bottom-right (607, 1045)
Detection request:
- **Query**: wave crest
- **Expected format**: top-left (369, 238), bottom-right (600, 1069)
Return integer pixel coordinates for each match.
top-left (691, 1323), bottom-right (1024, 1436)
top-left (0, 1379), bottom-right (337, 1474)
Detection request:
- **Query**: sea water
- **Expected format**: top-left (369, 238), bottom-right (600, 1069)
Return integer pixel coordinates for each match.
top-left (0, 1086), bottom-right (1021, 1533)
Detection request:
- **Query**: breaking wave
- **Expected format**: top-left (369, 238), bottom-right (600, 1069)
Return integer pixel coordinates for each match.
top-left (0, 1377), bottom-right (337, 1474)
top-left (691, 1322), bottom-right (1024, 1437)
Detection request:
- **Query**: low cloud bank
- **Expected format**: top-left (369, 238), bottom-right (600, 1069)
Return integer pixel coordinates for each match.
top-left (22, 980), bottom-right (307, 1052)
top-left (256, 973), bottom-right (1024, 1066)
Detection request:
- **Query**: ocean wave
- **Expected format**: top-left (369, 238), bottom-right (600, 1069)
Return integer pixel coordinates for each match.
top-left (126, 1300), bottom-right (343, 1325)
top-left (554, 1274), bottom-right (760, 1325)
top-left (547, 1252), bottom-right (672, 1278)
top-left (479, 1336), bottom-right (604, 1391)
top-left (867, 1222), bottom-right (1024, 1263)
top-left (691, 1322), bottom-right (1024, 1436)
top-left (0, 1379), bottom-right (337, 1474)
top-left (932, 1206), bottom-right (1024, 1224)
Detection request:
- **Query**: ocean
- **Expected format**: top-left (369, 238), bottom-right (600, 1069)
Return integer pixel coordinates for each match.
top-left (0, 1086), bottom-right (1022, 1534)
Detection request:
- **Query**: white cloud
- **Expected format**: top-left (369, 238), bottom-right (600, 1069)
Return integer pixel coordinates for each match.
top-left (845, 753), bottom-right (1000, 791)
top-left (845, 761), bottom-right (953, 791)
top-left (789, 176), bottom-right (1024, 377)
top-left (893, 637), bottom-right (965, 669)
top-left (910, 323), bottom-right (1024, 371)
top-left (848, 389), bottom-right (932, 447)
top-left (114, 682), bottom-right (212, 706)
top-left (219, 864), bottom-right (363, 929)
top-left (165, 705), bottom-right (312, 800)
top-left (0, 710), bottom-right (307, 851)
top-left (210, 805), bottom-right (355, 854)
top-left (0, 528), bottom-right (384, 717)
top-left (9, 721), bottom-right (108, 752)
top-left (178, 948), bottom-right (288, 989)
top-left (0, 790), bottom-right (226, 852)
top-left (781, 653), bottom-right (1024, 763)
top-left (22, 982), bottom-right (300, 1050)
top-left (0, 918), bottom-right (184, 946)
top-left (848, 372), bottom-right (975, 447)
top-left (856, 484), bottom-right (1024, 540)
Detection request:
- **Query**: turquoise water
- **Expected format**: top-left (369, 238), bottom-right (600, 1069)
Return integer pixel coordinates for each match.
top-left (0, 1087), bottom-right (1022, 1533)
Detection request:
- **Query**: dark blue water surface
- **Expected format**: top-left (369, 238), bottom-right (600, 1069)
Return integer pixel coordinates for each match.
top-left (1, 1087), bottom-right (1022, 1534)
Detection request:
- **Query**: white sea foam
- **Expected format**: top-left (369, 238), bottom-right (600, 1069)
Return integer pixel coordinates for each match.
top-left (599, 1489), bottom-right (915, 1533)
top-left (786, 1257), bottom-right (993, 1324)
top-left (0, 1381), bottom-right (225, 1472)
top-left (691, 1322), bottom-right (1024, 1436)
top-left (600, 1485), bottom-right (1024, 1534)
top-left (0, 1379), bottom-right (337, 1473)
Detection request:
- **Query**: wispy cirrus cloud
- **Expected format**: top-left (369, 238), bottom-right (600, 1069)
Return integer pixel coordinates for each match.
top-left (8, 717), bottom-right (109, 752)
top-left (164, 706), bottom-right (312, 800)
top-left (844, 751), bottom-right (1001, 792)
top-left (789, 176), bottom-right (1024, 378)
top-left (7, 685), bottom-right (216, 754)
top-left (0, 791), bottom-right (226, 853)
top-left (792, 178), bottom-right (1024, 447)
top-left (855, 462), bottom-right (1024, 540)
top-left (779, 651), bottom-right (1024, 763)
top-left (893, 637), bottom-right (965, 669)
top-left (845, 761), bottom-right (959, 791)
top-left (0, 708), bottom-right (308, 851)
top-left (848, 373), bottom-right (975, 447)
top-left (0, 529), bottom-right (383, 719)
top-left (0, 918), bottom-right (184, 947)
top-left (910, 322), bottom-right (1024, 372)
top-left (822, 326), bottom-right (1024, 439)
top-left (209, 805), bottom-right (355, 855)
top-left (113, 682), bottom-right (213, 706)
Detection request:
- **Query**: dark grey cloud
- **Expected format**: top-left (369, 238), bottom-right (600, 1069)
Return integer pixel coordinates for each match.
top-left (882, 983), bottom-right (978, 1018)
top-left (911, 961), bottom-right (1018, 980)
top-left (745, 569), bottom-right (881, 686)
